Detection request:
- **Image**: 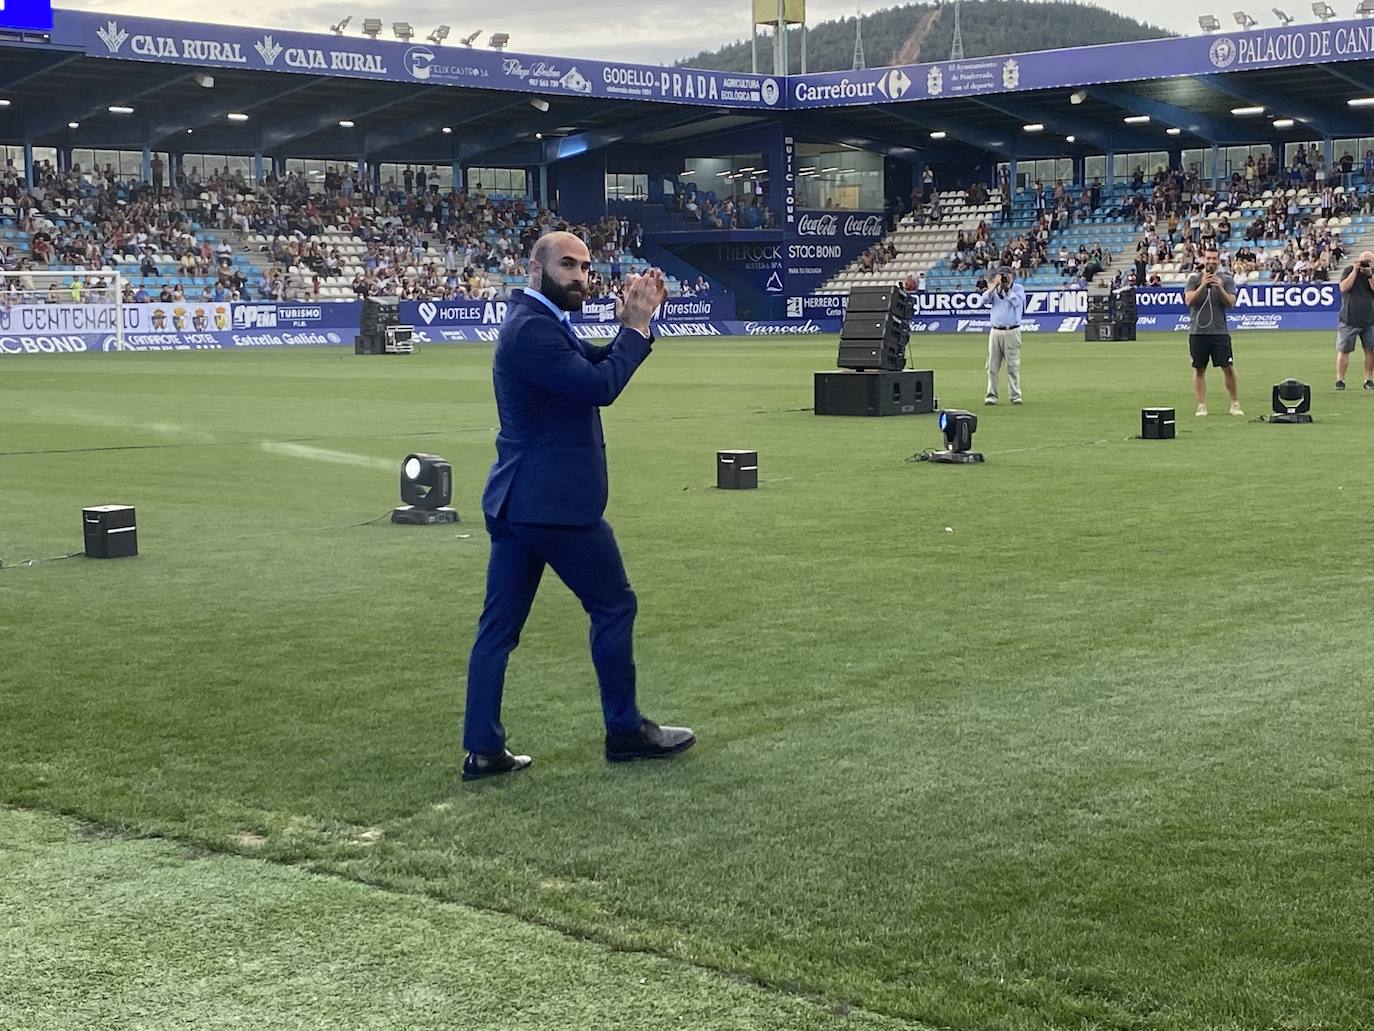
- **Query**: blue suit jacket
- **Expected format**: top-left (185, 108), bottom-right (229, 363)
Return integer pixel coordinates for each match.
top-left (481, 290), bottom-right (653, 525)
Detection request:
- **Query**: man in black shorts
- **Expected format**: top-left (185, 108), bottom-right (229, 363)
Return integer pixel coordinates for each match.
top-left (1184, 246), bottom-right (1242, 417)
top-left (1335, 250), bottom-right (1374, 390)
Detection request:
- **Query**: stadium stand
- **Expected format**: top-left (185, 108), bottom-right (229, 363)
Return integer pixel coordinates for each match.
top-left (815, 166), bottom-right (1374, 296)
top-left (1, 161), bottom-right (701, 304)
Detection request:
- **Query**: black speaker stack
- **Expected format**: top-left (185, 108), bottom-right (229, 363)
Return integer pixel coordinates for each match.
top-left (815, 285), bottom-right (936, 417)
top-left (837, 286), bottom-right (911, 371)
top-left (1084, 284), bottom-right (1137, 341)
top-left (356, 297), bottom-right (413, 354)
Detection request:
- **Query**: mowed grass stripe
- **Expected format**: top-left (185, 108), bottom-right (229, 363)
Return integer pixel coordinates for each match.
top-left (3, 333), bottom-right (1373, 1030)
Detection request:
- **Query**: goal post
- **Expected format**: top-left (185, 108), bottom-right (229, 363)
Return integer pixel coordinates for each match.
top-left (0, 268), bottom-right (127, 349)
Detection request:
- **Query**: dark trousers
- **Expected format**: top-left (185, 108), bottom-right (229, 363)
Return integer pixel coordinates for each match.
top-left (463, 514), bottom-right (641, 753)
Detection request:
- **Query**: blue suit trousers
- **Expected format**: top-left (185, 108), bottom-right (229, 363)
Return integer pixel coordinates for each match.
top-left (463, 514), bottom-right (642, 753)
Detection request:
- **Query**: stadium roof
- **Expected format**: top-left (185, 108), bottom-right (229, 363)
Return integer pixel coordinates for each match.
top-left (3, 10), bottom-right (1374, 163)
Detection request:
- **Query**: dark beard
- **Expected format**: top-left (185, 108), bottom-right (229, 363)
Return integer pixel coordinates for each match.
top-left (539, 277), bottom-right (584, 313)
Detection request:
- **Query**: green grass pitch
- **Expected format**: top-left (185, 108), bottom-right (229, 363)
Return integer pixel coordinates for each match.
top-left (3, 332), bottom-right (1374, 1030)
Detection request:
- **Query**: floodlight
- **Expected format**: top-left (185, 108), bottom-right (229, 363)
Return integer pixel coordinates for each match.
top-left (0, 99), bottom-right (10, 107)
top-left (393, 22), bottom-right (414, 41)
top-left (929, 130), bottom-right (947, 139)
top-left (227, 112), bottom-right (249, 122)
top-left (427, 25), bottom-right (450, 44)
top-left (1231, 105), bottom-right (1267, 115)
top-left (338, 119), bottom-right (355, 128)
top-left (1312, 1), bottom-right (1336, 18)
top-left (1234, 10), bottom-right (1258, 27)
top-left (1022, 123), bottom-right (1045, 132)
top-left (923, 410), bottom-right (985, 464)
top-left (1272, 6), bottom-right (1294, 22)
top-left (67, 121), bottom-right (79, 129)
top-left (1124, 114), bottom-right (1151, 123)
top-left (489, 32), bottom-right (510, 49)
top-left (393, 453), bottom-right (459, 523)
top-left (530, 97), bottom-right (550, 112)
top-left (1270, 379), bottom-right (1313, 422)
top-left (1198, 13), bottom-right (1223, 29)
top-left (330, 15), bottom-right (351, 34)
top-left (361, 18), bottom-right (383, 38)
top-left (1348, 97), bottom-right (1374, 106)
top-left (460, 29), bottom-right (482, 46)
top-left (108, 105), bottom-right (134, 114)
top-left (194, 72), bottom-right (215, 88)
top-left (1069, 89), bottom-right (1088, 105)
top-left (1167, 127), bottom-right (1183, 135)
top-left (1358, 0), bottom-right (1374, 15)
top-left (1273, 117), bottom-right (1295, 127)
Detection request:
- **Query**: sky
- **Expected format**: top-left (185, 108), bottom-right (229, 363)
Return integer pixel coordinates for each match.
top-left (55, 0), bottom-right (1228, 66)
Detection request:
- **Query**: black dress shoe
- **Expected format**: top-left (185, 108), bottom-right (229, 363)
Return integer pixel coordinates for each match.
top-left (605, 718), bottom-right (696, 763)
top-left (462, 749), bottom-right (533, 782)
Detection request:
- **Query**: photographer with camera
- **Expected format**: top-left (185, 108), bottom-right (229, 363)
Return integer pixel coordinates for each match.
top-left (983, 264), bottom-right (1026, 405)
top-left (1184, 246), bottom-right (1241, 417)
top-left (1335, 250), bottom-right (1374, 391)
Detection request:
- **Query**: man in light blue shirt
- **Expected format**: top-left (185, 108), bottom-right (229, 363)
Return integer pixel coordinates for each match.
top-left (984, 264), bottom-right (1026, 405)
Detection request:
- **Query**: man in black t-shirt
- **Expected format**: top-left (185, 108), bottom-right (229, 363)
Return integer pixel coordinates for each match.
top-left (1335, 250), bottom-right (1374, 390)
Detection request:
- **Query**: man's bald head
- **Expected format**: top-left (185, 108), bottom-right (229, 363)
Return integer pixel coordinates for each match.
top-left (529, 231), bottom-right (592, 313)
top-left (1361, 251), bottom-right (1374, 265)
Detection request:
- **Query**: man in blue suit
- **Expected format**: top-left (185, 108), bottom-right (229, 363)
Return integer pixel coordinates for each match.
top-left (462, 231), bottom-right (696, 781)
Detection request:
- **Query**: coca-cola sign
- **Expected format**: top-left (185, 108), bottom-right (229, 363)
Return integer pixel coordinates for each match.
top-left (797, 213), bottom-right (838, 236)
top-left (844, 214), bottom-right (885, 237)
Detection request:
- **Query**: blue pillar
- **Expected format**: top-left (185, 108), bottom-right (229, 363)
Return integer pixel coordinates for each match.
top-left (1008, 157), bottom-right (1018, 191)
top-left (253, 152), bottom-right (264, 184)
top-left (1211, 142), bottom-right (1221, 190)
top-left (1105, 149), bottom-right (1115, 191)
top-left (22, 140), bottom-right (35, 187)
top-left (141, 145), bottom-right (152, 184)
top-left (539, 164), bottom-right (548, 206)
top-left (452, 159), bottom-right (462, 192)
top-left (1323, 137), bottom-right (1335, 175)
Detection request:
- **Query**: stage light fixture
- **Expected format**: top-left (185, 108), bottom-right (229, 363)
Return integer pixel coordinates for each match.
top-left (1272, 6), bottom-right (1294, 22)
top-left (924, 410), bottom-right (985, 464)
top-left (489, 32), bottom-right (511, 49)
top-left (393, 22), bottom-right (414, 40)
top-left (361, 18), bottom-right (383, 38)
top-left (193, 72), bottom-right (215, 88)
top-left (1070, 89), bottom-right (1088, 104)
top-left (1234, 10), bottom-right (1258, 27)
top-left (1198, 14), bottom-right (1223, 30)
top-left (330, 16), bottom-right (351, 34)
top-left (530, 97), bottom-right (551, 112)
top-left (393, 453), bottom-right (460, 524)
top-left (1313, 1), bottom-right (1336, 18)
top-left (1270, 379), bottom-right (1313, 422)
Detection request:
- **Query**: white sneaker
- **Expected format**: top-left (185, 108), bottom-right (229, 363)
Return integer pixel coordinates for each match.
top-left (1195, 404), bottom-right (1208, 417)
top-left (984, 396), bottom-right (997, 406)
top-left (1229, 402), bottom-right (1244, 416)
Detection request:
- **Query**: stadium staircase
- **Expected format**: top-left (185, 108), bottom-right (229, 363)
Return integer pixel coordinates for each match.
top-left (816, 189), bottom-right (998, 294)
